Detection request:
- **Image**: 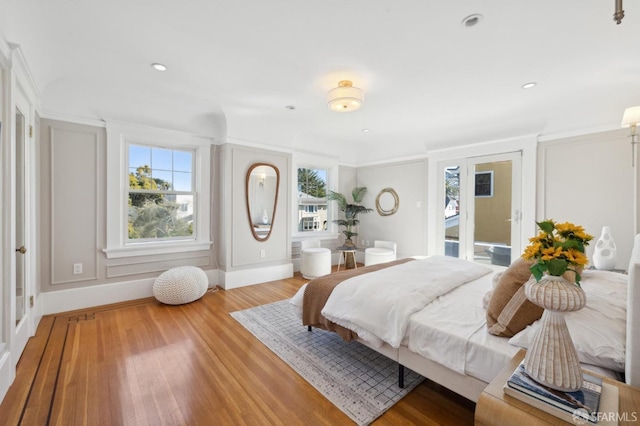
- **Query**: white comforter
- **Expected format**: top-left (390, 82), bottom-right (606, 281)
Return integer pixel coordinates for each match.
top-left (321, 256), bottom-right (492, 348)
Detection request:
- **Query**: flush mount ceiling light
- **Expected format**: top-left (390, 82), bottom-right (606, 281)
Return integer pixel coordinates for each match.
top-left (521, 82), bottom-right (537, 89)
top-left (327, 80), bottom-right (364, 112)
top-left (151, 63), bottom-right (167, 71)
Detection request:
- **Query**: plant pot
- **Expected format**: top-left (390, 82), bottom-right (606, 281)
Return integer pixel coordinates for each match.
top-left (343, 239), bottom-right (356, 268)
top-left (523, 275), bottom-right (586, 392)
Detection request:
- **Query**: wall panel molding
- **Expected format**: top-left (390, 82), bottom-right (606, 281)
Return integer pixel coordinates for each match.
top-left (49, 124), bottom-right (100, 285)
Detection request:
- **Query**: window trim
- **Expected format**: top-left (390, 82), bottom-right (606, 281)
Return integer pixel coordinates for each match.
top-left (292, 155), bottom-right (339, 241)
top-left (103, 122), bottom-right (212, 259)
top-left (296, 166), bottom-right (331, 236)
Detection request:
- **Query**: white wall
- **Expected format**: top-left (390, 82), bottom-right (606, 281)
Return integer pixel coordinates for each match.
top-left (539, 129), bottom-right (634, 269)
top-left (219, 144), bottom-right (293, 288)
top-left (357, 160), bottom-right (428, 258)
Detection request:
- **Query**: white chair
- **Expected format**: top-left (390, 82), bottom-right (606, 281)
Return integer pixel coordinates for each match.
top-left (364, 240), bottom-right (397, 266)
top-left (300, 240), bottom-right (332, 279)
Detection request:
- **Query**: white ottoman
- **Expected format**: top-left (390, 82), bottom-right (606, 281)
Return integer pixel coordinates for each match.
top-left (364, 248), bottom-right (395, 266)
top-left (301, 247), bottom-right (331, 279)
top-left (153, 266), bottom-right (209, 305)
top-left (364, 240), bottom-right (397, 266)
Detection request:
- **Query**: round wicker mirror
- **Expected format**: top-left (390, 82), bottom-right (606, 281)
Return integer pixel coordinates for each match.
top-left (375, 188), bottom-right (399, 216)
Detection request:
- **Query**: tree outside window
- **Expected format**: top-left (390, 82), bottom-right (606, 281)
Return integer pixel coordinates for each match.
top-left (127, 145), bottom-right (195, 241)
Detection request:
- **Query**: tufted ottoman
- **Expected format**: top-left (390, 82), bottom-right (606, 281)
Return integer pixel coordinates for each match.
top-left (153, 266), bottom-right (209, 305)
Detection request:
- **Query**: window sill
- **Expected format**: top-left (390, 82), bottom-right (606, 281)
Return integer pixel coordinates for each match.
top-left (103, 240), bottom-right (213, 259)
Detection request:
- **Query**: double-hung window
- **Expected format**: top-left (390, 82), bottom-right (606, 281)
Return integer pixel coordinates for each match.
top-left (297, 167), bottom-right (328, 232)
top-left (127, 144), bottom-right (195, 241)
top-left (103, 122), bottom-right (212, 258)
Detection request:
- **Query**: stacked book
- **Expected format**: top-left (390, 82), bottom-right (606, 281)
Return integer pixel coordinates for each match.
top-left (504, 363), bottom-right (604, 424)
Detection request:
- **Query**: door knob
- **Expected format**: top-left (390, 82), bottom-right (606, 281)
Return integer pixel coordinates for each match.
top-left (16, 246), bottom-right (26, 254)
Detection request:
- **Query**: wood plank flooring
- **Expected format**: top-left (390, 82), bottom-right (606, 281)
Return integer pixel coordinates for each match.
top-left (0, 271), bottom-right (475, 425)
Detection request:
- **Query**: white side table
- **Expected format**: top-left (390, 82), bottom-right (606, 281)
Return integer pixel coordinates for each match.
top-left (336, 246), bottom-right (358, 272)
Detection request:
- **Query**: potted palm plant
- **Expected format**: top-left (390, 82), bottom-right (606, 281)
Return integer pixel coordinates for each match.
top-left (327, 187), bottom-right (373, 252)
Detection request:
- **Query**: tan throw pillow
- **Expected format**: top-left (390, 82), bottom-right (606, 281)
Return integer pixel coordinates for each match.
top-left (486, 257), bottom-right (543, 337)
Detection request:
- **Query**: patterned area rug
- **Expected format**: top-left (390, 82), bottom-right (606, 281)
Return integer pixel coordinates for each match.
top-left (231, 300), bottom-right (424, 425)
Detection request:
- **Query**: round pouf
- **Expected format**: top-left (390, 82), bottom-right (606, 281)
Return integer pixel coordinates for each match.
top-left (301, 247), bottom-right (331, 279)
top-left (153, 266), bottom-right (209, 305)
top-left (364, 247), bottom-right (395, 266)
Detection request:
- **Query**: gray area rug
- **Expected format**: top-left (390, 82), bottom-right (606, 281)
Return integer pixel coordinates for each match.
top-left (230, 299), bottom-right (424, 425)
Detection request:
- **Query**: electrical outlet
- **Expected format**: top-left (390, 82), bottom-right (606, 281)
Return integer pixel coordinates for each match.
top-left (260, 249), bottom-right (266, 258)
top-left (365, 240), bottom-right (370, 247)
top-left (73, 263), bottom-right (82, 274)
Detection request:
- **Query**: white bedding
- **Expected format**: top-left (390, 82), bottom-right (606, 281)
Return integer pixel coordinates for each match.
top-left (407, 271), bottom-right (519, 381)
top-left (289, 257), bottom-right (626, 387)
top-left (320, 256), bottom-right (492, 348)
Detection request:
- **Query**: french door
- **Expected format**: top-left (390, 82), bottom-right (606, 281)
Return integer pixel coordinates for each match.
top-left (440, 152), bottom-right (522, 265)
top-left (12, 91), bottom-right (33, 364)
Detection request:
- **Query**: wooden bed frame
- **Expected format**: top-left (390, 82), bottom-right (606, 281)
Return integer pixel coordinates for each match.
top-left (332, 234), bottom-right (640, 403)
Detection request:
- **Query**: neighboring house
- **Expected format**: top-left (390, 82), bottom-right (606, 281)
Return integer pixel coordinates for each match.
top-left (297, 191), bottom-right (328, 232)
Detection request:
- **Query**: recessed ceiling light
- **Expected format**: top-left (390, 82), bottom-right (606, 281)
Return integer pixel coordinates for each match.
top-left (521, 82), bottom-right (537, 89)
top-left (362, 129), bottom-right (370, 133)
top-left (285, 105), bottom-right (296, 110)
top-left (461, 14), bottom-right (483, 27)
top-left (151, 63), bottom-right (167, 71)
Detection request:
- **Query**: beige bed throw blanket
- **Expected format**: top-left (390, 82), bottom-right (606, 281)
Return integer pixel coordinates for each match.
top-left (301, 258), bottom-right (414, 341)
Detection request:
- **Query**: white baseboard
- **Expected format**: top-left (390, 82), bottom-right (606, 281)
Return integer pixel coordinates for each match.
top-left (221, 263), bottom-right (293, 289)
top-left (41, 269), bottom-right (220, 315)
top-left (0, 350), bottom-right (11, 407)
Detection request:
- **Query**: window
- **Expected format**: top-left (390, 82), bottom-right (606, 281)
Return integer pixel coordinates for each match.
top-left (475, 170), bottom-right (494, 197)
top-left (127, 145), bottom-right (195, 241)
top-left (297, 167), bottom-right (328, 233)
top-left (103, 122), bottom-right (212, 259)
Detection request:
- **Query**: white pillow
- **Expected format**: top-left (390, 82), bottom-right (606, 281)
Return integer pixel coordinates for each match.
top-left (509, 270), bottom-right (627, 372)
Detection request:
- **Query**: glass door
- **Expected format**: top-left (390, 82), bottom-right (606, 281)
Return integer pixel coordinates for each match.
top-left (13, 95), bottom-right (32, 363)
top-left (440, 152), bottom-right (522, 265)
top-left (15, 108), bottom-right (26, 325)
top-left (467, 154), bottom-right (521, 265)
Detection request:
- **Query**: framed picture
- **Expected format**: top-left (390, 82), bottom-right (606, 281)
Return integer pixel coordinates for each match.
top-left (475, 170), bottom-right (494, 197)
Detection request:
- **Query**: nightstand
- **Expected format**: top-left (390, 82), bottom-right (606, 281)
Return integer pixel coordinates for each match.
top-left (475, 350), bottom-right (640, 425)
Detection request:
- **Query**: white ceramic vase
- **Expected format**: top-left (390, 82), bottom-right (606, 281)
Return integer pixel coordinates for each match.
top-left (262, 209), bottom-right (269, 225)
top-left (593, 226), bottom-right (617, 270)
top-left (523, 275), bottom-right (586, 392)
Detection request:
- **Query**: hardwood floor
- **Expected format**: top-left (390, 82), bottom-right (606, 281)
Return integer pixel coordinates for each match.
top-left (0, 271), bottom-right (475, 425)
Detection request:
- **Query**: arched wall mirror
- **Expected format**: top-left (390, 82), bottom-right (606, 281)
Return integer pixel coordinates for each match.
top-left (246, 163), bottom-right (280, 241)
top-left (376, 188), bottom-right (399, 216)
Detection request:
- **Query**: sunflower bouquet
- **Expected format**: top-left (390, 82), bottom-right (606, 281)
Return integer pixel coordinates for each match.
top-left (522, 220), bottom-right (593, 285)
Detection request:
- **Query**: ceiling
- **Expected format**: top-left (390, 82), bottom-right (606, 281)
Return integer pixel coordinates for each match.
top-left (1, 0), bottom-right (639, 165)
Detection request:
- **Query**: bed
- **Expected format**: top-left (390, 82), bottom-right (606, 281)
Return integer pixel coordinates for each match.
top-left (289, 234), bottom-right (640, 403)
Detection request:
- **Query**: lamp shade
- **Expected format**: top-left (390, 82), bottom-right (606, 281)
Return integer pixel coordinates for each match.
top-left (622, 106), bottom-right (640, 127)
top-left (327, 80), bottom-right (364, 112)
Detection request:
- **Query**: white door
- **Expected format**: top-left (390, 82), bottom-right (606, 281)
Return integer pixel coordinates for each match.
top-left (12, 94), bottom-right (32, 363)
top-left (440, 152), bottom-right (522, 265)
